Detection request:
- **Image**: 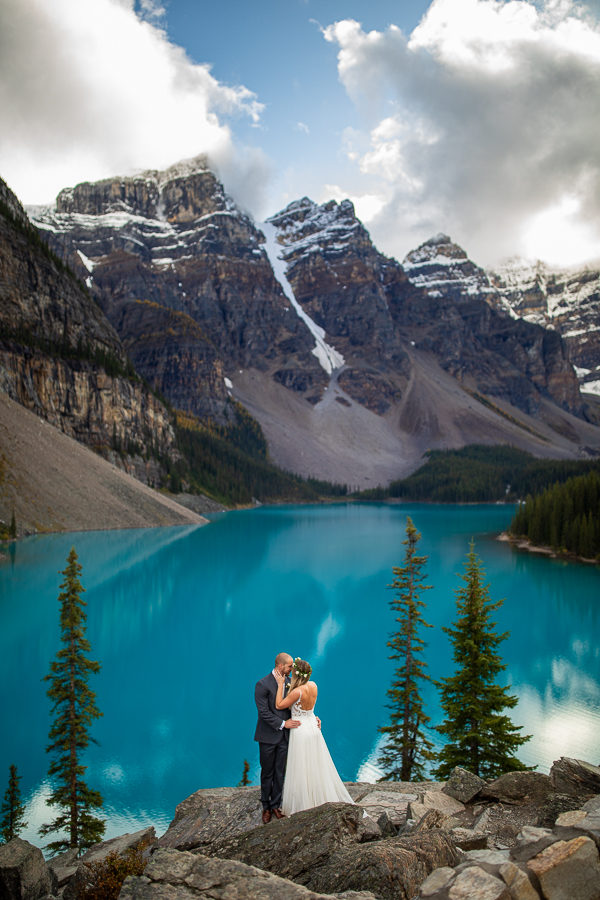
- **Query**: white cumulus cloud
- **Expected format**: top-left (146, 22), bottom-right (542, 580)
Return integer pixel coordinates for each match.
top-left (0, 0), bottom-right (267, 208)
top-left (324, 0), bottom-right (600, 266)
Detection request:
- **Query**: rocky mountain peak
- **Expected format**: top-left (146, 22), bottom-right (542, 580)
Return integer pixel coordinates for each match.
top-left (403, 234), bottom-right (492, 297)
top-left (55, 154), bottom-right (233, 225)
top-left (266, 196), bottom-right (367, 264)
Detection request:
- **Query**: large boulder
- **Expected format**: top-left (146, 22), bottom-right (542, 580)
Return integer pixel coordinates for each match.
top-left (46, 848), bottom-right (79, 891)
top-left (157, 786), bottom-right (264, 851)
top-left (0, 838), bottom-right (55, 899)
top-left (407, 790), bottom-right (465, 824)
top-left (442, 767), bottom-right (486, 804)
top-left (550, 758), bottom-right (600, 801)
top-left (205, 802), bottom-right (380, 884)
top-left (481, 772), bottom-right (553, 804)
top-left (118, 848), bottom-right (377, 899)
top-left (527, 835), bottom-right (600, 900)
top-left (355, 790), bottom-right (419, 832)
top-left (305, 832), bottom-right (460, 900)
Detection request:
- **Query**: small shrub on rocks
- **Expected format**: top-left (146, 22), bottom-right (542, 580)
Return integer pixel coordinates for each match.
top-left (78, 846), bottom-right (147, 899)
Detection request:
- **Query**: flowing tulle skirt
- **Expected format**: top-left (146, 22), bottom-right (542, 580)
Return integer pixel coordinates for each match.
top-left (281, 711), bottom-right (353, 815)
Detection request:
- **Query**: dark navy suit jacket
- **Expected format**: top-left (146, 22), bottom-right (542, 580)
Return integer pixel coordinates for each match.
top-left (254, 673), bottom-right (291, 744)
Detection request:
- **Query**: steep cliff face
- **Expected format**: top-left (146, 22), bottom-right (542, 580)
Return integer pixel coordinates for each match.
top-left (488, 259), bottom-right (600, 397)
top-left (401, 235), bottom-right (583, 416)
top-left (0, 177), bottom-right (177, 485)
top-left (34, 157), bottom-right (322, 422)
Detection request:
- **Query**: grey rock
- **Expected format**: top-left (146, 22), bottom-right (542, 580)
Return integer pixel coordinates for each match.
top-left (448, 828), bottom-right (489, 851)
top-left (46, 848), bottom-right (79, 888)
top-left (118, 848), bottom-right (377, 898)
top-left (510, 826), bottom-right (560, 863)
top-left (305, 831), bottom-right (460, 900)
top-left (550, 758), bottom-right (600, 801)
top-left (536, 791), bottom-right (587, 828)
top-left (408, 791), bottom-right (465, 824)
top-left (0, 838), bottom-right (54, 900)
top-left (554, 809), bottom-right (587, 827)
top-left (497, 862), bottom-right (540, 900)
top-left (481, 772), bottom-right (553, 804)
top-left (415, 809), bottom-right (456, 832)
top-left (418, 865), bottom-right (457, 897)
top-left (205, 802), bottom-right (380, 886)
top-left (446, 865), bottom-right (511, 899)
top-left (357, 789), bottom-right (417, 828)
top-left (553, 811), bottom-right (600, 850)
top-left (157, 786), bottom-right (264, 852)
top-left (456, 848), bottom-right (511, 880)
top-left (443, 768), bottom-right (486, 804)
top-left (527, 835), bottom-right (600, 900)
top-left (377, 810), bottom-right (399, 837)
top-left (582, 795), bottom-right (600, 814)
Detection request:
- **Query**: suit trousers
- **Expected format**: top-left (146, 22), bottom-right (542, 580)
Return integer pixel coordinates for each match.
top-left (258, 739), bottom-right (288, 810)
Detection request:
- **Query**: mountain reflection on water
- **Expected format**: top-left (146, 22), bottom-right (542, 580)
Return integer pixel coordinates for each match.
top-left (1, 502), bottom-right (598, 844)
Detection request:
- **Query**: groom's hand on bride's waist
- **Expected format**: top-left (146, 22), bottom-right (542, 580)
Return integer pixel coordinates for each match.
top-left (284, 719), bottom-right (301, 729)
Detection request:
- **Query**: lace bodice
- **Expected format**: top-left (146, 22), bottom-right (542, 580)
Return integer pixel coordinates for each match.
top-left (291, 689), bottom-right (316, 718)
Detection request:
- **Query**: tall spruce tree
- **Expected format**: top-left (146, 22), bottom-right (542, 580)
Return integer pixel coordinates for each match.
top-left (40, 547), bottom-right (105, 854)
top-left (434, 542), bottom-right (530, 779)
top-left (378, 517), bottom-right (434, 781)
top-left (0, 764), bottom-right (28, 842)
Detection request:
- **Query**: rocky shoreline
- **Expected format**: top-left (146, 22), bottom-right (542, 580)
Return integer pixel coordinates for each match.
top-left (498, 531), bottom-right (600, 566)
top-left (2, 756), bottom-right (599, 899)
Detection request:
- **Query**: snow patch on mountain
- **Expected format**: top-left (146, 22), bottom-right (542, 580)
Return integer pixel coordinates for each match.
top-left (261, 221), bottom-right (344, 375)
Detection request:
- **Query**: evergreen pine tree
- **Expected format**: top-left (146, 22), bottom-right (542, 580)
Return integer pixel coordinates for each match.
top-left (40, 547), bottom-right (105, 854)
top-left (238, 760), bottom-right (250, 786)
top-left (378, 517), bottom-right (434, 781)
top-left (0, 764), bottom-right (28, 842)
top-left (434, 543), bottom-right (530, 779)
top-left (9, 510), bottom-right (16, 539)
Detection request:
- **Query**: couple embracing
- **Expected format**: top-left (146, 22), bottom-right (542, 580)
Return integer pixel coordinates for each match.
top-left (254, 651), bottom-right (353, 823)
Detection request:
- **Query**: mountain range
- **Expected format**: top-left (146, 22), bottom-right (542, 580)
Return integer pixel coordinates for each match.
top-left (24, 156), bottom-right (600, 490)
top-left (1, 153), bottom-right (600, 527)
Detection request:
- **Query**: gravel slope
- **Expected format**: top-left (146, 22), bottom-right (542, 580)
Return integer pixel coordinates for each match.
top-left (0, 392), bottom-right (207, 535)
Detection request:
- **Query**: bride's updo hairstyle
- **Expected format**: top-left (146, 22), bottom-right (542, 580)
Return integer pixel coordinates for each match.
top-left (289, 657), bottom-right (312, 691)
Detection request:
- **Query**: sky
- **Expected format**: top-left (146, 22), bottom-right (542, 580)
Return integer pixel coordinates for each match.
top-left (2, 0), bottom-right (600, 267)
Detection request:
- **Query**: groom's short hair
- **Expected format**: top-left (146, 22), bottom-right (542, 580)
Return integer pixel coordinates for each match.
top-left (275, 652), bottom-right (291, 667)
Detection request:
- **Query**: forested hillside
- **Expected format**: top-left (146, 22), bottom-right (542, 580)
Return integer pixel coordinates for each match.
top-left (359, 445), bottom-right (600, 503)
top-left (509, 470), bottom-right (600, 559)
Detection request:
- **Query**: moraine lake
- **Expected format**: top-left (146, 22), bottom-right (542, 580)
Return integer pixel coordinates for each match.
top-left (2, 502), bottom-right (599, 845)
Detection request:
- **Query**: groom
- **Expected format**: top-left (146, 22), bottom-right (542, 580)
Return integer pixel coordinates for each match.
top-left (254, 652), bottom-right (300, 824)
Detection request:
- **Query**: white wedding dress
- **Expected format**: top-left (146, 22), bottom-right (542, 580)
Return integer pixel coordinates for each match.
top-left (281, 689), bottom-right (354, 815)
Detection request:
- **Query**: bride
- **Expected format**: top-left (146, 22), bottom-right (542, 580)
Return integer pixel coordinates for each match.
top-left (274, 657), bottom-right (353, 815)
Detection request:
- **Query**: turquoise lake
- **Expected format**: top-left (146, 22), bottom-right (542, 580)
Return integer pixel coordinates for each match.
top-left (2, 502), bottom-right (599, 846)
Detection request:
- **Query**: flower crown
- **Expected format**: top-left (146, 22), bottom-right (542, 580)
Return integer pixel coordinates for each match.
top-left (292, 657), bottom-right (312, 679)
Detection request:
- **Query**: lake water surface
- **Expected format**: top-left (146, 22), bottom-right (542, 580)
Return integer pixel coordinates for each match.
top-left (2, 502), bottom-right (599, 845)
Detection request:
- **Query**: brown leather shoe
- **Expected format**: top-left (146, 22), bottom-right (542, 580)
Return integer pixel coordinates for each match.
top-left (272, 808), bottom-right (286, 819)
top-left (261, 809), bottom-right (272, 824)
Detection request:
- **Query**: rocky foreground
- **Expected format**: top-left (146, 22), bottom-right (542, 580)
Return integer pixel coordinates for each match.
top-left (2, 756), bottom-right (600, 899)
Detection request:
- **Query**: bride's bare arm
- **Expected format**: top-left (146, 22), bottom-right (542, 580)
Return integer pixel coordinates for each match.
top-left (274, 672), bottom-right (300, 709)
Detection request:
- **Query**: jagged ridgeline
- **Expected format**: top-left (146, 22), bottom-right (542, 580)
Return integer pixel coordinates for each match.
top-left (28, 157), bottom-right (600, 491)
